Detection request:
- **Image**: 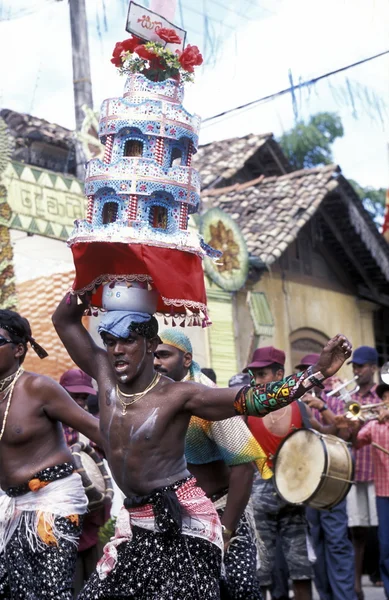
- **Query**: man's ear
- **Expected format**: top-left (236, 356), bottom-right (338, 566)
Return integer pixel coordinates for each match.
top-left (147, 337), bottom-right (159, 354)
top-left (14, 342), bottom-right (25, 361)
top-left (183, 352), bottom-right (192, 369)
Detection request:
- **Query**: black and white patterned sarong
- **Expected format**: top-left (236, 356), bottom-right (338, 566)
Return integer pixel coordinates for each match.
top-left (213, 494), bottom-right (263, 600)
top-left (0, 463), bottom-right (85, 600)
top-left (79, 478), bottom-right (222, 599)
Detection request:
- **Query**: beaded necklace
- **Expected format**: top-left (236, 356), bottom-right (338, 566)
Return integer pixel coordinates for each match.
top-left (0, 366), bottom-right (24, 441)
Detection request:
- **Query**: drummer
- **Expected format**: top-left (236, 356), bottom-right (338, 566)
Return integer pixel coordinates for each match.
top-left (298, 354), bottom-right (357, 600)
top-left (60, 368), bottom-right (96, 446)
top-left (59, 368), bottom-right (111, 598)
top-left (247, 347), bottom-right (343, 600)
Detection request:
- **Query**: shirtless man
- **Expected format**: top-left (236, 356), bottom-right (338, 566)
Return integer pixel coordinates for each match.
top-left (0, 309), bottom-right (101, 600)
top-left (52, 293), bottom-right (351, 599)
top-left (154, 328), bottom-right (263, 599)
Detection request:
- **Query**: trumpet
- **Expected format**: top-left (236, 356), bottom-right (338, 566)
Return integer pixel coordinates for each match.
top-left (345, 400), bottom-right (389, 422)
top-left (327, 376), bottom-right (360, 403)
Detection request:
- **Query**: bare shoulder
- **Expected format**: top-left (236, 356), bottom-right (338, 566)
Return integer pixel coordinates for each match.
top-left (158, 377), bottom-right (208, 405)
top-left (22, 371), bottom-right (64, 396)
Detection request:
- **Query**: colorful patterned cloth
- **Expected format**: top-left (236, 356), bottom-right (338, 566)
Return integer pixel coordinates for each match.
top-left (234, 371), bottom-right (307, 417)
top-left (79, 477), bottom-right (222, 599)
top-left (357, 420), bottom-right (389, 496)
top-left (352, 386), bottom-right (380, 481)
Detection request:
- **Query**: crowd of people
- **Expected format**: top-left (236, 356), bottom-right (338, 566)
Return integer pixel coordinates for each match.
top-left (1, 300), bottom-right (389, 600)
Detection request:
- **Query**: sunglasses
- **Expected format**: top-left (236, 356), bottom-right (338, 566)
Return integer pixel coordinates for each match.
top-left (0, 335), bottom-right (14, 347)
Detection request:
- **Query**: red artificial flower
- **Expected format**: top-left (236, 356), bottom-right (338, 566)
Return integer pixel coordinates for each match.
top-left (111, 41), bottom-right (125, 67)
top-left (111, 37), bottom-right (142, 67)
top-left (178, 44), bottom-right (203, 73)
top-left (121, 36), bottom-right (143, 53)
top-left (135, 44), bottom-right (157, 61)
top-left (156, 28), bottom-right (182, 45)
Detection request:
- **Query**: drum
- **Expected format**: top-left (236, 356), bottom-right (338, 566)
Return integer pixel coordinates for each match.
top-left (71, 441), bottom-right (114, 509)
top-left (274, 428), bottom-right (354, 509)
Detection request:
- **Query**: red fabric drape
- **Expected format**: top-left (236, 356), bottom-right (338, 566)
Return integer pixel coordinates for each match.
top-left (71, 242), bottom-right (207, 316)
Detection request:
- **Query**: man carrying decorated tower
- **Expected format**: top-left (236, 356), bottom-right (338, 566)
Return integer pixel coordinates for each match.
top-left (53, 10), bottom-right (353, 598)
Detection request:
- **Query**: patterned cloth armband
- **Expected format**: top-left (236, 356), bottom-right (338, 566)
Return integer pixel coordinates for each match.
top-left (233, 370), bottom-right (310, 416)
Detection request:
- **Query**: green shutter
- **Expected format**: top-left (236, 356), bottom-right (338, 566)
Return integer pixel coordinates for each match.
top-left (207, 289), bottom-right (238, 387)
top-left (248, 292), bottom-right (274, 337)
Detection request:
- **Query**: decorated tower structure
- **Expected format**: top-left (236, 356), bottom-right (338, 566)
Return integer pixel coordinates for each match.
top-left (68, 17), bottom-right (220, 325)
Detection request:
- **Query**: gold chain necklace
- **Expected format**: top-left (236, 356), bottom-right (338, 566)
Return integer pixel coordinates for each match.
top-left (269, 406), bottom-right (289, 424)
top-left (0, 366), bottom-right (24, 441)
top-left (0, 370), bottom-right (20, 392)
top-left (117, 372), bottom-right (161, 415)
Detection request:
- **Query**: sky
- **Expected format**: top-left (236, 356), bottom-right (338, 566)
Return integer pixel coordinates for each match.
top-left (0, 0), bottom-right (388, 188)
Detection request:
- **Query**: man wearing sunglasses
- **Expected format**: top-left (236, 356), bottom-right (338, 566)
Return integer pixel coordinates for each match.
top-left (0, 309), bottom-right (102, 600)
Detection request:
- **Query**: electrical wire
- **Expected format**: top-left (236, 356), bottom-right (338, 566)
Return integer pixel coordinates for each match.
top-left (202, 48), bottom-right (389, 125)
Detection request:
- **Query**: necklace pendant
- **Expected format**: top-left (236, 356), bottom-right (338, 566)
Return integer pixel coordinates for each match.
top-left (121, 407), bottom-right (127, 416)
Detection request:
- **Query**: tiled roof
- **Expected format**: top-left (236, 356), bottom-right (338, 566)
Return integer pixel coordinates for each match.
top-left (194, 133), bottom-right (290, 190)
top-left (17, 270), bottom-right (77, 382)
top-left (1, 109), bottom-right (74, 151)
top-left (202, 164), bottom-right (389, 295)
top-left (202, 164), bottom-right (338, 264)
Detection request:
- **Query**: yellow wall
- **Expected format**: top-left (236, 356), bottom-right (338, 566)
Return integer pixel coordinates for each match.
top-left (234, 270), bottom-right (377, 381)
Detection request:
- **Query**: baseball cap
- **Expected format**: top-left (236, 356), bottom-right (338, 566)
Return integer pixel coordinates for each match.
top-left (347, 346), bottom-right (378, 366)
top-left (295, 353), bottom-right (320, 370)
top-left (228, 373), bottom-right (250, 387)
top-left (243, 346), bottom-right (285, 373)
top-left (59, 369), bottom-right (95, 395)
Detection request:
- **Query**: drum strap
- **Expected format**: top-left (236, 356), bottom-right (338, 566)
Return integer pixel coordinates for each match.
top-left (297, 400), bottom-right (311, 430)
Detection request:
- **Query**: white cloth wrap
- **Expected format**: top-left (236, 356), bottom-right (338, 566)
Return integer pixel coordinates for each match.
top-left (0, 472), bottom-right (88, 553)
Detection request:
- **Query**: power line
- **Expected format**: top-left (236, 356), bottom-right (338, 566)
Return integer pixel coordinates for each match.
top-left (202, 48), bottom-right (389, 125)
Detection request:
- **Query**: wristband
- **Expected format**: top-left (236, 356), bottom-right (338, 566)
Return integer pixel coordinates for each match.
top-left (302, 370), bottom-right (325, 390)
top-left (318, 403), bottom-right (328, 413)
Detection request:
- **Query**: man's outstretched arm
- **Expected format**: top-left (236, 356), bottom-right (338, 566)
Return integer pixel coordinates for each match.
top-left (52, 293), bottom-right (106, 381)
top-left (184, 334), bottom-right (352, 421)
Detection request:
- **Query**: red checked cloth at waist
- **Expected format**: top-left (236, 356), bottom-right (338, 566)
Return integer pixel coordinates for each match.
top-left (97, 477), bottom-right (223, 580)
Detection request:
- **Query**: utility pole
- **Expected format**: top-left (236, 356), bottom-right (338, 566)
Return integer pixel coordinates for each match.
top-left (69, 0), bottom-right (93, 131)
top-left (68, 0), bottom-right (93, 178)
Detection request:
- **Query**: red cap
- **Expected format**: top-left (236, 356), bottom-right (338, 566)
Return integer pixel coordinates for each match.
top-left (243, 346), bottom-right (285, 372)
top-left (59, 369), bottom-right (95, 395)
top-left (295, 353), bottom-right (320, 370)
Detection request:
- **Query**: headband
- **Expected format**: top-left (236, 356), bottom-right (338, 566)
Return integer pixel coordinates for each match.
top-left (0, 324), bottom-right (48, 359)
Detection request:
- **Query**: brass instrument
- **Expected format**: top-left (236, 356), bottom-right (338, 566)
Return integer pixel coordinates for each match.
top-left (345, 400), bottom-right (389, 422)
top-left (326, 376), bottom-right (360, 403)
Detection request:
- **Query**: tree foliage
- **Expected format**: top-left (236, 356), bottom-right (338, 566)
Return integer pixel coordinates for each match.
top-left (349, 180), bottom-right (386, 226)
top-left (278, 112), bottom-right (344, 170)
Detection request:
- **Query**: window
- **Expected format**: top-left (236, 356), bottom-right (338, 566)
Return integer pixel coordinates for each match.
top-left (102, 202), bottom-right (118, 224)
top-left (170, 148), bottom-right (182, 167)
top-left (151, 205), bottom-right (168, 230)
top-left (290, 328), bottom-right (329, 370)
top-left (124, 139), bottom-right (143, 157)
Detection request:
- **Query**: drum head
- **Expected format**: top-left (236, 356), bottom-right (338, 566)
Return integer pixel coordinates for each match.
top-left (71, 441), bottom-right (114, 509)
top-left (79, 452), bottom-right (105, 495)
top-left (274, 429), bottom-right (326, 504)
